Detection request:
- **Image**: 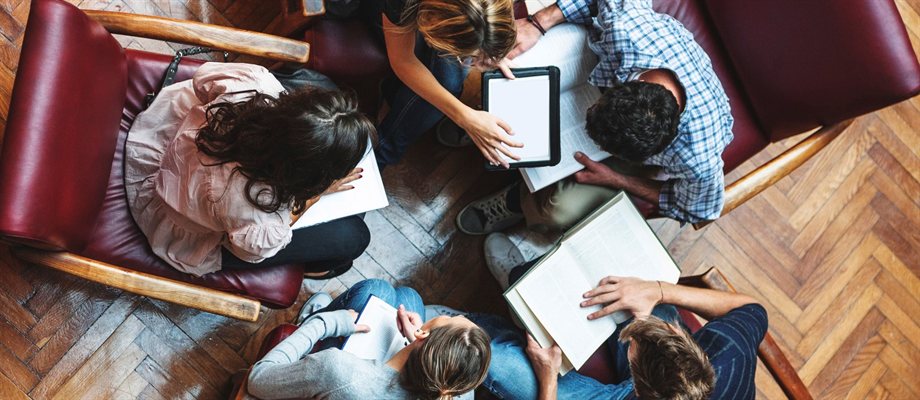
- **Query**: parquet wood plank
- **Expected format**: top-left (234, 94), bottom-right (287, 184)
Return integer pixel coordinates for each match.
top-left (844, 358), bottom-right (888, 400)
top-left (875, 294), bottom-right (920, 351)
top-left (147, 301), bottom-right (248, 374)
top-left (0, 370), bottom-right (29, 400)
top-left (790, 156), bottom-right (876, 257)
top-left (795, 255), bottom-right (881, 355)
top-left (882, 101), bottom-right (920, 158)
top-left (868, 142), bottom-right (920, 209)
top-left (51, 326), bottom-right (146, 400)
top-left (114, 371), bottom-right (152, 399)
top-left (873, 241), bottom-right (920, 300)
top-left (134, 356), bottom-right (197, 400)
top-left (798, 292), bottom-right (883, 385)
top-left (877, 322), bottom-right (920, 382)
top-left (819, 335), bottom-right (885, 400)
top-left (879, 367), bottom-right (917, 400)
top-left (868, 113), bottom-right (920, 185)
top-left (0, 342), bottom-right (37, 395)
top-left (132, 328), bottom-right (224, 400)
top-left (716, 212), bottom-right (800, 297)
top-left (794, 233), bottom-right (880, 333)
top-left (0, 288), bottom-right (35, 334)
top-left (27, 293), bottom-right (116, 375)
top-left (28, 293), bottom-right (140, 399)
top-left (0, 317), bottom-right (35, 361)
top-left (806, 305), bottom-right (885, 395)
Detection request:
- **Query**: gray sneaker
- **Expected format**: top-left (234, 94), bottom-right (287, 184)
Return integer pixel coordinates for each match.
top-left (456, 185), bottom-right (524, 235)
top-left (435, 118), bottom-right (473, 148)
top-left (295, 292), bottom-right (333, 325)
top-left (484, 233), bottom-right (525, 291)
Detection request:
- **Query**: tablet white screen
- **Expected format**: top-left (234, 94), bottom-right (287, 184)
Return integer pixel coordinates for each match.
top-left (488, 75), bottom-right (551, 163)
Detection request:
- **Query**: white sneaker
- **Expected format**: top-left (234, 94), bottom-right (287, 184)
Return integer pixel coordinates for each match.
top-left (484, 233), bottom-right (525, 291)
top-left (295, 292), bottom-right (333, 325)
top-left (424, 304), bottom-right (468, 322)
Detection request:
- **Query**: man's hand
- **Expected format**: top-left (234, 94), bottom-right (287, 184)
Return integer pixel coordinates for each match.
top-left (508, 18), bottom-right (542, 59)
top-left (581, 277), bottom-right (663, 320)
top-left (324, 168), bottom-right (363, 195)
top-left (525, 335), bottom-right (561, 400)
top-left (573, 152), bottom-right (622, 187)
top-left (494, 57), bottom-right (518, 79)
top-left (346, 309), bottom-right (372, 333)
top-left (396, 305), bottom-right (424, 342)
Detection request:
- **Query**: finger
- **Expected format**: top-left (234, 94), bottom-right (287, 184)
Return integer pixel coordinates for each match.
top-left (499, 63), bottom-right (515, 80)
top-left (507, 45), bottom-right (523, 60)
top-left (472, 138), bottom-right (500, 166)
top-left (588, 304), bottom-right (622, 320)
top-left (338, 172), bottom-right (363, 185)
top-left (599, 276), bottom-right (623, 286)
top-left (583, 283), bottom-right (615, 298)
top-left (581, 291), bottom-right (621, 307)
top-left (573, 151), bottom-right (596, 167)
top-left (354, 324), bottom-right (372, 333)
top-left (408, 312), bottom-right (423, 325)
top-left (494, 118), bottom-right (517, 138)
top-left (494, 143), bottom-right (522, 161)
top-left (526, 334), bottom-right (541, 350)
top-left (347, 309), bottom-right (359, 321)
top-left (329, 185), bottom-right (355, 194)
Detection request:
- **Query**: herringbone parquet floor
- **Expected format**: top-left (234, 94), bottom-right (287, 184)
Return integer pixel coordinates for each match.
top-left (1, 1), bottom-right (918, 399)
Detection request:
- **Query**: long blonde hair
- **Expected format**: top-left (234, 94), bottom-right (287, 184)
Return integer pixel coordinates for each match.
top-left (400, 325), bottom-right (491, 399)
top-left (395, 0), bottom-right (515, 65)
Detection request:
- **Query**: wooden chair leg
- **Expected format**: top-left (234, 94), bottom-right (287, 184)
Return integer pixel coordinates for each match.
top-left (12, 247), bottom-right (262, 321)
top-left (680, 267), bottom-right (813, 400)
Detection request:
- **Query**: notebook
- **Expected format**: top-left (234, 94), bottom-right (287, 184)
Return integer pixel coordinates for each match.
top-left (482, 67), bottom-right (560, 169)
top-left (292, 142), bottom-right (389, 229)
top-left (504, 192), bottom-right (681, 374)
top-left (510, 23), bottom-right (612, 192)
top-left (341, 295), bottom-right (408, 362)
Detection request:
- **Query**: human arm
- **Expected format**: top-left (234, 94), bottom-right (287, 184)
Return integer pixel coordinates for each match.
top-left (525, 335), bottom-right (562, 400)
top-left (507, 4), bottom-right (566, 59)
top-left (581, 276), bottom-right (760, 321)
top-left (381, 16), bottom-right (522, 167)
top-left (572, 152), bottom-right (662, 207)
top-left (247, 310), bottom-right (370, 399)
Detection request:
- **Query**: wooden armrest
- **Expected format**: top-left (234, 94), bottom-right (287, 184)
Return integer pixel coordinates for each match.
top-left (679, 267), bottom-right (813, 400)
top-left (693, 119), bottom-right (853, 229)
top-left (84, 10), bottom-right (310, 63)
top-left (13, 247), bottom-right (261, 321)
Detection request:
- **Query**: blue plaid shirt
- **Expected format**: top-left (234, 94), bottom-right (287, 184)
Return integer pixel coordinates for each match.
top-left (560, 0), bottom-right (734, 223)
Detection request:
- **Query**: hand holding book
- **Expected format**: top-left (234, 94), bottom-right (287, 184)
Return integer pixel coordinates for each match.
top-left (580, 277), bottom-right (665, 320)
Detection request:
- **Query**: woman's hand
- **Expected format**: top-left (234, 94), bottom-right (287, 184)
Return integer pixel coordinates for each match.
top-left (324, 168), bottom-right (363, 195)
top-left (581, 277), bottom-right (663, 320)
top-left (396, 305), bottom-right (424, 343)
top-left (525, 334), bottom-right (561, 400)
top-left (493, 57), bottom-right (518, 80)
top-left (458, 109), bottom-right (524, 168)
top-left (346, 309), bottom-right (372, 333)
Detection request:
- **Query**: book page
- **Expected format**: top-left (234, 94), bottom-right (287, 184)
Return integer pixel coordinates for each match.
top-left (512, 23), bottom-right (597, 92)
top-left (341, 296), bottom-right (407, 362)
top-left (292, 143), bottom-right (389, 229)
top-left (562, 193), bottom-right (681, 323)
top-left (521, 84), bottom-right (609, 192)
top-left (488, 75), bottom-right (551, 163)
top-left (514, 246), bottom-right (618, 369)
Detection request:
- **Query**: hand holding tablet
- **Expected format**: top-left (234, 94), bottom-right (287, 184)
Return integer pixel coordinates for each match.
top-left (482, 67), bottom-right (561, 170)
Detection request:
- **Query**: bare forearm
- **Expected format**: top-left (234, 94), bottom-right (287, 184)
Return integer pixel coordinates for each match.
top-left (614, 174), bottom-right (662, 207)
top-left (537, 377), bottom-right (558, 400)
top-left (533, 4), bottom-right (566, 31)
top-left (660, 282), bottom-right (759, 320)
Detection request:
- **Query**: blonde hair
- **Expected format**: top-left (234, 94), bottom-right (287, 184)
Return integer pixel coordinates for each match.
top-left (400, 325), bottom-right (491, 399)
top-left (620, 317), bottom-right (715, 400)
top-left (396, 0), bottom-right (515, 64)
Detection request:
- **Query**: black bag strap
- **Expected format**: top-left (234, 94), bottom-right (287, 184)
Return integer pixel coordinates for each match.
top-left (143, 47), bottom-right (230, 109)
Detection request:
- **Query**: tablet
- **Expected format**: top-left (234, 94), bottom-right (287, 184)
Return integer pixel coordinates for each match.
top-left (482, 67), bottom-right (561, 170)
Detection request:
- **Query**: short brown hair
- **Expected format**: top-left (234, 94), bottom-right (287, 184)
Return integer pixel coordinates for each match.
top-left (397, 0), bottom-right (516, 64)
top-left (401, 325), bottom-right (492, 399)
top-left (620, 317), bottom-right (715, 400)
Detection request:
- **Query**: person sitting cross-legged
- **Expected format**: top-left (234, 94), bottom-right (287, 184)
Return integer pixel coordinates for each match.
top-left (480, 233), bottom-right (767, 400)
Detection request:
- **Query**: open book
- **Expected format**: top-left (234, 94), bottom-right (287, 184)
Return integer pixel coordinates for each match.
top-left (292, 143), bottom-right (389, 229)
top-left (341, 295), bottom-right (408, 362)
top-left (504, 192), bottom-right (681, 374)
top-left (511, 23), bottom-right (611, 192)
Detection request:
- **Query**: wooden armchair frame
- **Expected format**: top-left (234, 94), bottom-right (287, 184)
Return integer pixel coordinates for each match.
top-left (8, 10), bottom-right (315, 322)
top-left (694, 119), bottom-right (854, 229)
top-left (679, 267), bottom-right (813, 400)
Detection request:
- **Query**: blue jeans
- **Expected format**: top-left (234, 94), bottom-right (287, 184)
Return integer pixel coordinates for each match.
top-left (376, 34), bottom-right (469, 166)
top-left (477, 304), bottom-right (683, 400)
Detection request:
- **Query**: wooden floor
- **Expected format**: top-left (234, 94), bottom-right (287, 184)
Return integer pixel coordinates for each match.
top-left (1, 1), bottom-right (919, 399)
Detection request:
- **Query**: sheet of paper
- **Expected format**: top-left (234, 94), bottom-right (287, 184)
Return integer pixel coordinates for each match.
top-left (488, 75), bottom-right (551, 163)
top-left (521, 84), bottom-right (609, 192)
top-left (514, 245), bottom-right (618, 369)
top-left (341, 296), bottom-right (407, 362)
top-left (292, 144), bottom-right (388, 229)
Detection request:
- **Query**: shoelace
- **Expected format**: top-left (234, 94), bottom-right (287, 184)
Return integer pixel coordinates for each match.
top-left (478, 195), bottom-right (515, 227)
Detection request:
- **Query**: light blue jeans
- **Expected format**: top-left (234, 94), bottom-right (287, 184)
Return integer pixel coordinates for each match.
top-left (473, 305), bottom-right (683, 400)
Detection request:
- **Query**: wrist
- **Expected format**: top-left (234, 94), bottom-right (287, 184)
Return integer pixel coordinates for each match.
top-left (536, 5), bottom-right (564, 30)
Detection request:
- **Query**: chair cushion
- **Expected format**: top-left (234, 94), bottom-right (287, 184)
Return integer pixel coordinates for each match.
top-left (704, 0), bottom-right (920, 140)
top-left (651, 0), bottom-right (769, 173)
top-left (0, 0), bottom-right (126, 251)
top-left (79, 50), bottom-right (304, 309)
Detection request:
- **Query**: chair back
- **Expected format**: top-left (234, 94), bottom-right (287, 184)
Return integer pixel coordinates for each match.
top-left (0, 0), bottom-right (127, 251)
top-left (703, 0), bottom-right (920, 141)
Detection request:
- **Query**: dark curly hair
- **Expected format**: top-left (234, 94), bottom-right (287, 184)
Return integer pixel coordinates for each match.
top-left (585, 81), bottom-right (680, 163)
top-left (195, 87), bottom-right (375, 215)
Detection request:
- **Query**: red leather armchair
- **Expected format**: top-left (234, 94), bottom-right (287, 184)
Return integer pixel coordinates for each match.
top-left (0, 0), bottom-right (317, 321)
top-left (293, 0), bottom-right (920, 226)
